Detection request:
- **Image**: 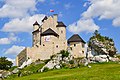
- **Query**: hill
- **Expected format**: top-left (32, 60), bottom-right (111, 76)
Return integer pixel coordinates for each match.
top-left (5, 62), bottom-right (120, 80)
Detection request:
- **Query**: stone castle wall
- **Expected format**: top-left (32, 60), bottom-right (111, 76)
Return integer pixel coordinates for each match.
top-left (69, 42), bottom-right (85, 58)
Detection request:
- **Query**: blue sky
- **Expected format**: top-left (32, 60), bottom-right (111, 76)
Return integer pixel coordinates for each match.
top-left (0, 0), bottom-right (120, 64)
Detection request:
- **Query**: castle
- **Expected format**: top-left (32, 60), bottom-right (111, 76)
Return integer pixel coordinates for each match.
top-left (16, 14), bottom-right (86, 66)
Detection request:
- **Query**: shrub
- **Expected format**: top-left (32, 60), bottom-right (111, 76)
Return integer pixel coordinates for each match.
top-left (9, 66), bottom-right (17, 71)
top-left (58, 50), bottom-right (70, 59)
top-left (43, 67), bottom-right (49, 72)
top-left (69, 60), bottom-right (74, 64)
top-left (44, 59), bottom-right (51, 64)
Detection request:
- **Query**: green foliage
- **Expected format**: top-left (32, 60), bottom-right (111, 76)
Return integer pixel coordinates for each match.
top-left (58, 50), bottom-right (70, 59)
top-left (69, 60), bottom-right (74, 64)
top-left (43, 67), bottom-right (49, 72)
top-left (44, 59), bottom-right (51, 64)
top-left (0, 57), bottom-right (13, 70)
top-left (9, 66), bottom-right (17, 71)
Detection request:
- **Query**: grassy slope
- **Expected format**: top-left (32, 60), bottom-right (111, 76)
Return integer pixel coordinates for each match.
top-left (6, 62), bottom-right (120, 80)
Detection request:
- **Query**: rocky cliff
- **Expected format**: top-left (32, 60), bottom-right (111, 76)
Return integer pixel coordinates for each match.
top-left (88, 30), bottom-right (117, 57)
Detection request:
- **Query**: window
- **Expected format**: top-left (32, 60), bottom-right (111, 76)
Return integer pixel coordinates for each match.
top-left (82, 51), bottom-right (84, 54)
top-left (61, 30), bottom-right (63, 33)
top-left (74, 44), bottom-right (76, 47)
top-left (56, 45), bottom-right (58, 48)
top-left (82, 43), bottom-right (84, 48)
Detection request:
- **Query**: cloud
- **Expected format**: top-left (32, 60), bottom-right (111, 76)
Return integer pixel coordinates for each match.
top-left (7, 58), bottom-right (16, 66)
top-left (64, 3), bottom-right (72, 10)
top-left (2, 14), bottom-right (45, 33)
top-left (5, 45), bottom-right (25, 55)
top-left (68, 19), bottom-right (99, 33)
top-left (0, 33), bottom-right (18, 45)
top-left (82, 0), bottom-right (120, 27)
top-left (68, 0), bottom-right (120, 33)
top-left (0, 0), bottom-right (37, 18)
top-left (112, 17), bottom-right (120, 27)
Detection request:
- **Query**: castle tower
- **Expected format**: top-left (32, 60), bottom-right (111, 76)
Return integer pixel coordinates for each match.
top-left (32, 21), bottom-right (41, 47)
top-left (68, 34), bottom-right (86, 58)
top-left (56, 22), bottom-right (66, 41)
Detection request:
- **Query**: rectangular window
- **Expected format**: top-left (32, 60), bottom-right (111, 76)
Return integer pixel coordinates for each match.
top-left (74, 44), bottom-right (76, 47)
top-left (82, 43), bottom-right (84, 48)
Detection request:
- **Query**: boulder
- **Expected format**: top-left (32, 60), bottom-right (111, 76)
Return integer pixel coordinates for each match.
top-left (55, 65), bottom-right (61, 69)
top-left (93, 55), bottom-right (109, 63)
top-left (19, 59), bottom-right (32, 69)
top-left (1, 71), bottom-right (11, 78)
top-left (109, 57), bottom-right (119, 62)
top-left (0, 74), bottom-right (2, 78)
top-left (12, 68), bottom-right (19, 74)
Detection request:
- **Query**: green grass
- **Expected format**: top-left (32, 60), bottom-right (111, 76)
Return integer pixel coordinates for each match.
top-left (21, 63), bottom-right (45, 73)
top-left (5, 62), bottom-right (120, 80)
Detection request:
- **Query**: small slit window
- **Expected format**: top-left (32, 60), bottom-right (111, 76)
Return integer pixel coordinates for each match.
top-left (82, 51), bottom-right (84, 54)
top-left (61, 30), bottom-right (63, 33)
top-left (82, 43), bottom-right (84, 48)
top-left (74, 44), bottom-right (76, 47)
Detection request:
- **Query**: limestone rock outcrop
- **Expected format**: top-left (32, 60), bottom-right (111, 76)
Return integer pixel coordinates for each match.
top-left (88, 30), bottom-right (117, 57)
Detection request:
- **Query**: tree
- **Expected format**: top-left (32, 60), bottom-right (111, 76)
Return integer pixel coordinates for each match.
top-left (58, 50), bottom-right (70, 59)
top-left (0, 57), bottom-right (13, 70)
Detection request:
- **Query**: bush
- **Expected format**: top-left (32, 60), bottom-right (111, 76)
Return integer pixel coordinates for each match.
top-left (69, 60), bottom-right (74, 64)
top-left (9, 66), bottom-right (17, 71)
top-left (58, 50), bottom-right (70, 59)
top-left (61, 63), bottom-right (69, 69)
top-left (43, 67), bottom-right (49, 72)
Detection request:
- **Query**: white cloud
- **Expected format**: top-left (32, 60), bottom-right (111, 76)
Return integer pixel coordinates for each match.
top-left (113, 17), bottom-right (120, 27)
top-left (82, 0), bottom-right (120, 27)
top-left (68, 0), bottom-right (120, 33)
top-left (0, 33), bottom-right (17, 45)
top-left (5, 45), bottom-right (25, 55)
top-left (0, 0), bottom-right (36, 18)
top-left (2, 14), bottom-right (45, 32)
top-left (68, 19), bottom-right (99, 33)
top-left (7, 58), bottom-right (16, 66)
top-left (64, 3), bottom-right (72, 10)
